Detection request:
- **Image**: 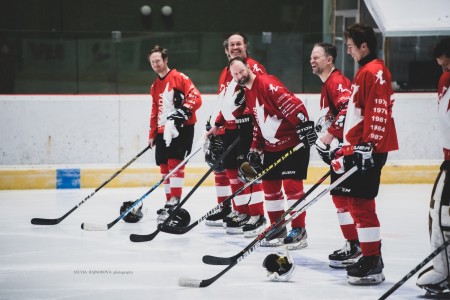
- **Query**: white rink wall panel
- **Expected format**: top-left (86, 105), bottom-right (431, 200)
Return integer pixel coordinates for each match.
top-left (0, 93), bottom-right (441, 164)
top-left (0, 93), bottom-right (441, 189)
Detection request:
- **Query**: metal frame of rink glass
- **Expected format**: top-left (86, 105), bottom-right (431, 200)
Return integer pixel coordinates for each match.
top-left (159, 142), bottom-right (306, 236)
top-left (178, 165), bottom-right (358, 288)
top-left (30, 145), bottom-right (152, 226)
top-left (129, 137), bottom-right (240, 242)
top-left (80, 136), bottom-right (206, 231)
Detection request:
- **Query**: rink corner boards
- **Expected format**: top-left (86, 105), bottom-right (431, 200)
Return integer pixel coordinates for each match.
top-left (0, 163), bottom-right (439, 190)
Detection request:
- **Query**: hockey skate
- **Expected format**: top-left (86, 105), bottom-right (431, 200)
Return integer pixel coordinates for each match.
top-left (205, 204), bottom-right (231, 227)
top-left (417, 266), bottom-right (450, 297)
top-left (164, 196), bottom-right (180, 208)
top-left (283, 227), bottom-right (308, 250)
top-left (329, 240), bottom-right (362, 268)
top-left (226, 212), bottom-right (249, 234)
top-left (242, 215), bottom-right (267, 238)
top-left (346, 255), bottom-right (385, 285)
top-left (261, 226), bottom-right (287, 247)
top-left (222, 211), bottom-right (239, 228)
top-left (423, 290), bottom-right (450, 299)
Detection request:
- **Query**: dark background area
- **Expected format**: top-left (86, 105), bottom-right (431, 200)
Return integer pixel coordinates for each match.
top-left (0, 0), bottom-right (444, 94)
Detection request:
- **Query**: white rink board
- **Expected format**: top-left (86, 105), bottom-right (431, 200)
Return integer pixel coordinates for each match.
top-left (0, 93), bottom-right (442, 165)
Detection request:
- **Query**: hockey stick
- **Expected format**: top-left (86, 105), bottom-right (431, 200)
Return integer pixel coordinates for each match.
top-left (202, 169), bottom-right (331, 265)
top-left (30, 145), bottom-right (151, 226)
top-left (159, 143), bottom-right (305, 235)
top-left (81, 136), bottom-right (206, 231)
top-left (178, 166), bottom-right (357, 287)
top-left (129, 137), bottom-right (240, 242)
top-left (378, 239), bottom-right (450, 300)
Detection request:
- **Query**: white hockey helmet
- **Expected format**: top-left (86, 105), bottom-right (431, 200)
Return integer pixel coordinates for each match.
top-left (262, 252), bottom-right (296, 282)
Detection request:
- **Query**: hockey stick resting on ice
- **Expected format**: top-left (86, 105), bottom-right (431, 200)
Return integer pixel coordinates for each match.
top-left (81, 136), bottom-right (206, 231)
top-left (202, 169), bottom-right (331, 265)
top-left (30, 145), bottom-right (151, 226)
top-left (160, 143), bottom-right (305, 235)
top-left (178, 166), bottom-right (358, 288)
top-left (378, 239), bottom-right (450, 300)
top-left (129, 137), bottom-right (240, 242)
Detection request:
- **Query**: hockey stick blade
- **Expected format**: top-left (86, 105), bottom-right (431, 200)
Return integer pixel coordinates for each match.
top-left (80, 223), bottom-right (109, 231)
top-left (178, 263), bottom-right (235, 288)
top-left (202, 254), bottom-right (237, 265)
top-left (31, 218), bottom-right (60, 225)
top-left (129, 231), bottom-right (158, 242)
top-left (178, 277), bottom-right (202, 288)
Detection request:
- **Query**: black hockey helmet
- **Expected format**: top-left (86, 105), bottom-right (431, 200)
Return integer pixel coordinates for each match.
top-left (120, 201), bottom-right (144, 223)
top-left (157, 208), bottom-right (191, 228)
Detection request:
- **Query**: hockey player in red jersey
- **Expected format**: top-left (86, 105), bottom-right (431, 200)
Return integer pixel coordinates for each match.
top-left (148, 45), bottom-right (202, 209)
top-left (206, 33), bottom-right (266, 237)
top-left (228, 56), bottom-right (317, 250)
top-left (310, 42), bottom-right (362, 268)
top-left (204, 39), bottom-right (232, 228)
top-left (416, 37), bottom-right (450, 297)
top-left (330, 24), bottom-right (398, 285)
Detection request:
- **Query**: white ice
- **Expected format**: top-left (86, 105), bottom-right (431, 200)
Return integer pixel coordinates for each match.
top-left (0, 182), bottom-right (435, 300)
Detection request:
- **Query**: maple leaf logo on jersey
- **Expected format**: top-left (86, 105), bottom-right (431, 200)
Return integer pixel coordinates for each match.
top-left (252, 64), bottom-right (262, 73)
top-left (375, 70), bottom-right (386, 85)
top-left (221, 80), bottom-right (241, 120)
top-left (255, 97), bottom-right (282, 144)
top-left (335, 115), bottom-right (345, 128)
top-left (158, 83), bottom-right (175, 126)
top-left (438, 86), bottom-right (448, 102)
top-left (343, 84), bottom-right (363, 143)
top-left (269, 84), bottom-right (280, 94)
top-left (219, 83), bottom-right (226, 93)
top-left (337, 84), bottom-right (351, 93)
top-left (439, 85), bottom-right (450, 112)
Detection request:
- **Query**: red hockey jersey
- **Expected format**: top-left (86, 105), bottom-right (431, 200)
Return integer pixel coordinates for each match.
top-left (438, 71), bottom-right (450, 160)
top-left (246, 74), bottom-right (309, 152)
top-left (320, 69), bottom-right (351, 139)
top-left (343, 59), bottom-right (398, 154)
top-left (149, 69), bottom-right (202, 139)
top-left (214, 57), bottom-right (266, 130)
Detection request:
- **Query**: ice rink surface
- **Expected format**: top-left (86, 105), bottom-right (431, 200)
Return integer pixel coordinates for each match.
top-left (0, 182), bottom-right (437, 300)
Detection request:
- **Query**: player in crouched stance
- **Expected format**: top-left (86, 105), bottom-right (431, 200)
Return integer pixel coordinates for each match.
top-left (228, 56), bottom-right (317, 250)
top-left (416, 37), bottom-right (450, 297)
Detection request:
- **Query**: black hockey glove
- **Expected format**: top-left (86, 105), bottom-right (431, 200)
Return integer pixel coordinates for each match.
top-left (247, 151), bottom-right (264, 175)
top-left (234, 88), bottom-right (246, 107)
top-left (315, 139), bottom-right (332, 165)
top-left (352, 142), bottom-right (374, 172)
top-left (173, 88), bottom-right (185, 108)
top-left (167, 106), bottom-right (192, 126)
top-left (205, 135), bottom-right (224, 171)
top-left (296, 121), bottom-right (318, 148)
